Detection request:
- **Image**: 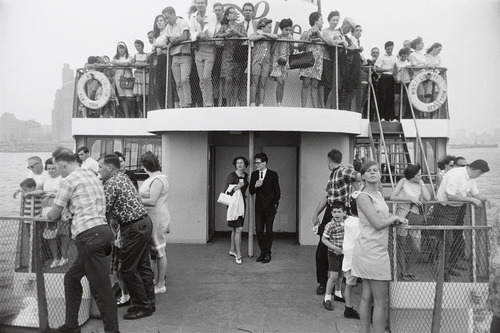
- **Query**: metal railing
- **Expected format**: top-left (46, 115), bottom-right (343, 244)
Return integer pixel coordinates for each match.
top-left (387, 201), bottom-right (492, 333)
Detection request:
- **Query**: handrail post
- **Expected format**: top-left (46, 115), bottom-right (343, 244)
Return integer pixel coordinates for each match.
top-left (431, 229), bottom-right (445, 333)
top-left (248, 132), bottom-right (255, 257)
top-left (35, 220), bottom-right (49, 332)
top-left (246, 40), bottom-right (251, 107)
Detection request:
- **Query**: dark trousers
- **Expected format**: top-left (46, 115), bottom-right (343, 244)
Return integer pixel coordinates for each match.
top-left (155, 54), bottom-right (167, 109)
top-left (377, 75), bottom-right (395, 121)
top-left (315, 208), bottom-right (332, 285)
top-left (120, 216), bottom-right (155, 309)
top-left (255, 208), bottom-right (277, 255)
top-left (433, 204), bottom-right (466, 272)
top-left (65, 224), bottom-right (118, 333)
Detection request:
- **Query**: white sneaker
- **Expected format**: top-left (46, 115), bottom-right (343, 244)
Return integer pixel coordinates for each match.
top-left (154, 285), bottom-right (166, 294)
top-left (58, 258), bottom-right (69, 267)
top-left (50, 259), bottom-right (59, 268)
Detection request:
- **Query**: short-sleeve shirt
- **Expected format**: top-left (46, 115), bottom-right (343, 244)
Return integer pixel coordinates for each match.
top-left (375, 52), bottom-right (397, 75)
top-left (323, 219), bottom-right (345, 251)
top-left (53, 169), bottom-right (107, 238)
top-left (395, 58), bottom-right (411, 84)
top-left (103, 172), bottom-right (147, 225)
top-left (27, 170), bottom-right (49, 190)
top-left (342, 216), bottom-right (360, 271)
top-left (21, 196), bottom-right (42, 217)
top-left (166, 17), bottom-right (191, 55)
top-left (81, 157), bottom-right (99, 175)
top-left (436, 167), bottom-right (479, 207)
top-left (325, 166), bottom-right (358, 207)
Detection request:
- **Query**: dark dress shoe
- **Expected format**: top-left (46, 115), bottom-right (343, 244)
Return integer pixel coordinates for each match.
top-left (256, 254), bottom-right (265, 262)
top-left (334, 295), bottom-right (346, 303)
top-left (316, 284), bottom-right (326, 295)
top-left (123, 308), bottom-right (153, 320)
top-left (261, 255), bottom-right (271, 263)
top-left (53, 325), bottom-right (81, 333)
top-left (344, 307), bottom-right (360, 319)
top-left (127, 304), bottom-right (156, 313)
top-left (323, 299), bottom-right (333, 311)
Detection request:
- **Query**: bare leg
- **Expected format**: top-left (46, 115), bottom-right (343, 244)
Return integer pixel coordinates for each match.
top-left (259, 76), bottom-right (267, 105)
top-left (301, 78), bottom-right (311, 107)
top-left (318, 86), bottom-right (325, 109)
top-left (230, 228), bottom-right (236, 253)
top-left (359, 279), bottom-right (374, 333)
top-left (250, 75), bottom-right (259, 105)
top-left (311, 79), bottom-right (319, 108)
top-left (49, 238), bottom-right (59, 261)
top-left (370, 279), bottom-right (389, 333)
top-left (325, 271), bottom-right (338, 297)
top-left (235, 227), bottom-right (242, 258)
top-left (276, 77), bottom-right (285, 104)
top-left (335, 271), bottom-right (344, 296)
top-left (155, 255), bottom-right (167, 288)
top-left (60, 234), bottom-right (70, 259)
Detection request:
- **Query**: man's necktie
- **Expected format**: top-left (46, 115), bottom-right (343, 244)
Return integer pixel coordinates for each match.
top-left (260, 171), bottom-right (263, 179)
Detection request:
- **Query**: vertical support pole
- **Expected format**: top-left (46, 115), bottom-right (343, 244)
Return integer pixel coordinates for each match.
top-left (471, 205), bottom-right (477, 282)
top-left (248, 132), bottom-right (255, 257)
top-left (335, 46), bottom-right (339, 110)
top-left (35, 220), bottom-right (49, 333)
top-left (165, 48), bottom-right (170, 109)
top-left (142, 68), bottom-right (146, 117)
top-left (431, 229), bottom-right (445, 333)
top-left (246, 42), bottom-right (251, 107)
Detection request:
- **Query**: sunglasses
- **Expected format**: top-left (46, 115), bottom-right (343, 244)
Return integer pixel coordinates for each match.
top-left (27, 162), bottom-right (40, 170)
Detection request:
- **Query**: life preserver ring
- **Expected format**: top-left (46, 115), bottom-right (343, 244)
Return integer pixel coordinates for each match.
top-left (408, 71), bottom-right (447, 112)
top-left (77, 70), bottom-right (111, 109)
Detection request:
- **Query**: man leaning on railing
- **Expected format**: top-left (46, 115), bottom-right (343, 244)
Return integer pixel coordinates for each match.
top-left (434, 159), bottom-right (495, 280)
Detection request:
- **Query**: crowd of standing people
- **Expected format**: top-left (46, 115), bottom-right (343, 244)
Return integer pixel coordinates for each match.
top-left (78, 1), bottom-right (444, 119)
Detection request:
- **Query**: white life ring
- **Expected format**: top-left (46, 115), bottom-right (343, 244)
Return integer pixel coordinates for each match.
top-left (408, 71), bottom-right (447, 112)
top-left (76, 70), bottom-right (111, 109)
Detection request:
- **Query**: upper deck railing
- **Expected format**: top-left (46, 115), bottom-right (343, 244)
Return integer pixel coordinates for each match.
top-left (73, 39), bottom-right (449, 121)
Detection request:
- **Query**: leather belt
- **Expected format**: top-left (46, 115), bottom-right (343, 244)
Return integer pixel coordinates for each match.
top-left (173, 53), bottom-right (191, 57)
top-left (122, 214), bottom-right (148, 226)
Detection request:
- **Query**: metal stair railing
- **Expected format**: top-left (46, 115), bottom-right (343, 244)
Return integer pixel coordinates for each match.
top-left (403, 84), bottom-right (437, 199)
top-left (368, 80), bottom-right (395, 189)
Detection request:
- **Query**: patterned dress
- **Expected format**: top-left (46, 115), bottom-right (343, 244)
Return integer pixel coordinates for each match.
top-left (133, 53), bottom-right (149, 96)
top-left (299, 29), bottom-right (324, 81)
top-left (270, 34), bottom-right (294, 79)
top-left (216, 23), bottom-right (247, 79)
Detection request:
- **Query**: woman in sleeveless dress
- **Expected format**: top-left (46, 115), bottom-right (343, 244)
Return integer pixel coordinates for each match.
top-left (390, 164), bottom-right (431, 280)
top-left (224, 156), bottom-right (249, 265)
top-left (352, 161), bottom-right (405, 333)
top-left (139, 151), bottom-right (170, 294)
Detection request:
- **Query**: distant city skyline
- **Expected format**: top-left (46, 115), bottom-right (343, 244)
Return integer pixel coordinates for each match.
top-left (1, 0), bottom-right (499, 133)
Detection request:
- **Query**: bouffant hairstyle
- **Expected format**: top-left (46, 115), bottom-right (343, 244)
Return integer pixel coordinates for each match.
top-left (140, 151), bottom-right (161, 172)
top-left (113, 42), bottom-right (129, 60)
top-left (45, 158), bottom-right (54, 170)
top-left (404, 164), bottom-right (421, 180)
top-left (221, 6), bottom-right (235, 25)
top-left (153, 15), bottom-right (165, 38)
top-left (232, 156), bottom-right (249, 168)
top-left (410, 37), bottom-right (423, 50)
top-left (426, 42), bottom-right (442, 55)
top-left (279, 18), bottom-right (293, 30)
top-left (327, 11), bottom-right (340, 22)
top-left (437, 155), bottom-right (455, 170)
top-left (309, 11), bottom-right (322, 27)
top-left (360, 160), bottom-right (378, 175)
top-left (134, 39), bottom-right (144, 48)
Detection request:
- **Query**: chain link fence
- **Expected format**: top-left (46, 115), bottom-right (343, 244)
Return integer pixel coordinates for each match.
top-left (0, 198), bottom-right (91, 332)
top-left (388, 201), bottom-right (492, 333)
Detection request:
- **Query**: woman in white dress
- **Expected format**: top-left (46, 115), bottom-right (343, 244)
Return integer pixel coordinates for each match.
top-left (139, 151), bottom-right (170, 294)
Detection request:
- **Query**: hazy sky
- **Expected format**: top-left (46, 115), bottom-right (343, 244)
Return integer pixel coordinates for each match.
top-left (1, 0), bottom-right (499, 135)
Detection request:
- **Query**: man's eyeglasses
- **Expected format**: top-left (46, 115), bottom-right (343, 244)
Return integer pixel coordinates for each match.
top-left (254, 161), bottom-right (264, 165)
top-left (27, 162), bottom-right (40, 170)
top-left (457, 164), bottom-right (468, 167)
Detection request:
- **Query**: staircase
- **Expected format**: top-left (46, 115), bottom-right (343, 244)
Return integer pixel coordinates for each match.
top-left (369, 121), bottom-right (412, 187)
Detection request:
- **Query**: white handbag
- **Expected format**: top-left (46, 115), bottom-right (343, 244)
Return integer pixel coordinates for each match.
top-left (217, 192), bottom-right (234, 206)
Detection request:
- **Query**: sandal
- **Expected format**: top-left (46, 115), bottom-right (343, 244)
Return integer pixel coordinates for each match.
top-left (235, 256), bottom-right (242, 265)
top-left (229, 251), bottom-right (236, 258)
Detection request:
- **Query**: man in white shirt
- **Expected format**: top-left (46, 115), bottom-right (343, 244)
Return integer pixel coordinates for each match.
top-left (190, 0), bottom-right (218, 107)
top-left (349, 25), bottom-right (363, 53)
top-left (374, 41), bottom-right (396, 121)
top-left (212, 2), bottom-right (224, 106)
top-left (435, 159), bottom-right (494, 279)
top-left (77, 146), bottom-right (98, 175)
top-left (163, 6), bottom-right (192, 108)
top-left (13, 156), bottom-right (48, 198)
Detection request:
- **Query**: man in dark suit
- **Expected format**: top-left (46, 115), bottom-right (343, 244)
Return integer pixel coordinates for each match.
top-left (249, 152), bottom-right (281, 263)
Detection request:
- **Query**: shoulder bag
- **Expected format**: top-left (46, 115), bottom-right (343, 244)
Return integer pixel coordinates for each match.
top-left (288, 52), bottom-right (315, 69)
